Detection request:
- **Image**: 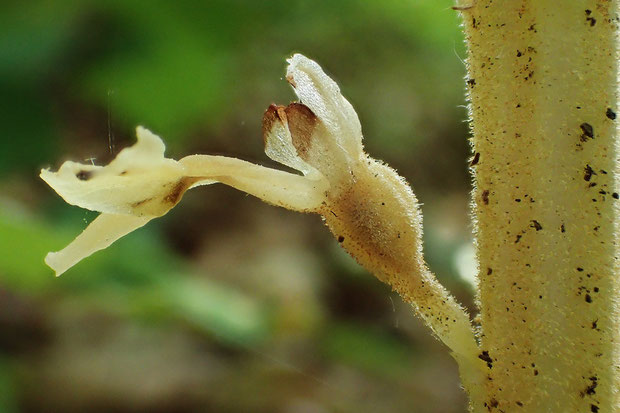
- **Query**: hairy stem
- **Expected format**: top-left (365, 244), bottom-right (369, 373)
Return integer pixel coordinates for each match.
top-left (461, 1), bottom-right (619, 411)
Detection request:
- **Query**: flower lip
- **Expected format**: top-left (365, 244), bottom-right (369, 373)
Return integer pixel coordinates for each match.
top-left (39, 126), bottom-right (187, 217)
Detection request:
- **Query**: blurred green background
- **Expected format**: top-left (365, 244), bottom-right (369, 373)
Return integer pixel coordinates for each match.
top-left (0, 1), bottom-right (477, 412)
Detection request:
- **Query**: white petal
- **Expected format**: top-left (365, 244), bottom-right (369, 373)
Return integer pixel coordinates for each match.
top-left (286, 54), bottom-right (364, 161)
top-left (45, 213), bottom-right (152, 276)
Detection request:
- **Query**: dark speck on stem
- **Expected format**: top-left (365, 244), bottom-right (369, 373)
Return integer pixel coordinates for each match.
top-left (580, 123), bottom-right (594, 141)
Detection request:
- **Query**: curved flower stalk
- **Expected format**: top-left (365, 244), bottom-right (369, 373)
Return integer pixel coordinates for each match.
top-left (42, 54), bottom-right (485, 385)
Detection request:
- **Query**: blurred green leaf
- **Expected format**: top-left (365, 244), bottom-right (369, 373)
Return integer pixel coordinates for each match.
top-left (321, 323), bottom-right (416, 378)
top-left (0, 1), bottom-right (78, 82)
top-left (143, 277), bottom-right (270, 345)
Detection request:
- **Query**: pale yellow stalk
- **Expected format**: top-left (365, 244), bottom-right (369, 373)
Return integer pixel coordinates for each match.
top-left (459, 1), bottom-right (619, 411)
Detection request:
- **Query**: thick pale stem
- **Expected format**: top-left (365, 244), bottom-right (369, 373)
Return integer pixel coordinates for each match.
top-left (462, 1), bottom-right (619, 411)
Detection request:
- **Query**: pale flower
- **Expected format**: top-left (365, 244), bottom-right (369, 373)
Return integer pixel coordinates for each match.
top-left (42, 53), bottom-right (480, 370)
top-left (41, 54), bottom-right (357, 276)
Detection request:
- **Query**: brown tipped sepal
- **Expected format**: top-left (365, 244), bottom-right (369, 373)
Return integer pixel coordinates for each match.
top-left (285, 103), bottom-right (317, 160)
top-left (262, 102), bottom-right (318, 164)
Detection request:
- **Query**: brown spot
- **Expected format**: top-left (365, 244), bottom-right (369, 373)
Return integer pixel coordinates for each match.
top-left (478, 350), bottom-right (493, 368)
top-left (585, 294), bottom-right (592, 303)
top-left (487, 267), bottom-right (493, 275)
top-left (581, 376), bottom-right (598, 397)
top-left (584, 165), bottom-right (596, 182)
top-left (131, 197), bottom-right (154, 208)
top-left (285, 103), bottom-right (317, 160)
top-left (76, 170), bottom-right (93, 181)
top-left (516, 401), bottom-right (523, 407)
top-left (163, 179), bottom-right (194, 206)
top-left (482, 189), bottom-right (490, 205)
top-left (338, 235), bottom-right (345, 243)
top-left (470, 152), bottom-right (480, 166)
top-left (606, 108), bottom-right (616, 120)
top-left (489, 398), bottom-right (499, 408)
top-left (580, 123), bottom-right (594, 141)
top-left (478, 351), bottom-right (492, 363)
top-left (591, 404), bottom-right (599, 412)
top-left (530, 220), bottom-right (542, 231)
top-left (467, 78), bottom-right (476, 87)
